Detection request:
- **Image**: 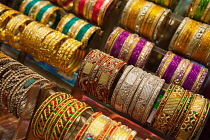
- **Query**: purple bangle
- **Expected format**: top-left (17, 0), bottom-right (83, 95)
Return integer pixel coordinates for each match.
top-left (193, 68), bottom-right (208, 93)
top-left (110, 30), bottom-right (130, 58)
top-left (162, 55), bottom-right (183, 83)
top-left (156, 51), bottom-right (172, 76)
top-left (127, 38), bottom-right (146, 66)
top-left (182, 63), bottom-right (201, 91)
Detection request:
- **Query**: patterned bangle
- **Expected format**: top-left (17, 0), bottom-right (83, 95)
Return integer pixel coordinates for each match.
top-left (31, 92), bottom-right (70, 139)
top-left (43, 99), bottom-right (83, 139)
top-left (190, 99), bottom-right (210, 139)
top-left (167, 91), bottom-right (195, 137)
top-left (123, 68), bottom-right (148, 115)
top-left (97, 120), bottom-right (117, 140)
top-left (94, 55), bottom-right (126, 103)
top-left (175, 94), bottom-right (206, 139)
top-left (132, 74), bottom-right (162, 122)
top-left (127, 72), bottom-right (150, 116)
top-left (75, 112), bottom-right (102, 140)
top-left (110, 65), bottom-right (134, 109)
top-left (152, 85), bottom-right (183, 132)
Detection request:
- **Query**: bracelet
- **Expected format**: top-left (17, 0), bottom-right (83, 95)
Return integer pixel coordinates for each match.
top-left (31, 92), bottom-right (70, 139)
top-left (132, 74), bottom-right (161, 122)
top-left (94, 55), bottom-right (126, 103)
top-left (98, 120), bottom-right (117, 140)
top-left (97, 0), bottom-right (114, 26)
top-left (0, 3), bottom-right (11, 12)
top-left (20, 0), bottom-right (41, 16)
top-left (82, 114), bottom-right (112, 139)
top-left (175, 94), bottom-right (206, 139)
top-left (104, 27), bottom-right (124, 54)
top-left (91, 0), bottom-right (104, 24)
top-left (75, 112), bottom-right (102, 140)
top-left (111, 65), bottom-right (134, 107)
top-left (128, 72), bottom-right (150, 116)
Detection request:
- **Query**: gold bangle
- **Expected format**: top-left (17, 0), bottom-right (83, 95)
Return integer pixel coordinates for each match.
top-left (82, 114), bottom-right (112, 139)
top-left (187, 0), bottom-right (201, 18)
top-left (120, 0), bottom-right (135, 27)
top-left (175, 94), bottom-right (206, 139)
top-left (0, 3), bottom-right (11, 12)
top-left (180, 62), bottom-right (193, 86)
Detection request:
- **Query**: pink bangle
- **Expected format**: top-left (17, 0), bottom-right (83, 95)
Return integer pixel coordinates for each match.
top-left (92, 0), bottom-right (104, 24)
top-left (78, 0), bottom-right (87, 17)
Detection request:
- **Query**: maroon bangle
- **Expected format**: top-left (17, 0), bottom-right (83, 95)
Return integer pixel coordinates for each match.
top-left (92, 0), bottom-right (104, 24)
top-left (110, 30), bottom-right (130, 58)
top-left (128, 39), bottom-right (146, 66)
top-left (182, 63), bottom-right (201, 91)
top-left (162, 54), bottom-right (183, 83)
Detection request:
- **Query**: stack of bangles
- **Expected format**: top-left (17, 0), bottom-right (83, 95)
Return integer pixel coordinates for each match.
top-left (56, 13), bottom-right (100, 46)
top-left (31, 92), bottom-right (137, 140)
top-left (73, 0), bottom-right (115, 26)
top-left (186, 0), bottom-right (210, 24)
top-left (0, 52), bottom-right (50, 118)
top-left (19, 0), bottom-right (64, 29)
top-left (105, 27), bottom-right (154, 68)
top-left (156, 51), bottom-right (208, 93)
top-left (169, 17), bottom-right (210, 66)
top-left (77, 50), bottom-right (166, 123)
top-left (120, 0), bottom-right (171, 41)
top-left (0, 3), bottom-right (85, 75)
top-left (151, 84), bottom-right (210, 140)
top-left (148, 0), bottom-right (181, 9)
top-left (50, 0), bottom-right (73, 11)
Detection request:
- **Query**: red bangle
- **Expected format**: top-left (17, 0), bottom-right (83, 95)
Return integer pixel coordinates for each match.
top-left (92, 0), bottom-right (104, 23)
top-left (78, 0), bottom-right (87, 17)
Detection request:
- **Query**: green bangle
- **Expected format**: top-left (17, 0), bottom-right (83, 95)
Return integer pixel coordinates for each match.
top-left (51, 13), bottom-right (61, 29)
top-left (193, 0), bottom-right (209, 20)
top-left (23, 0), bottom-right (41, 15)
top-left (62, 17), bottom-right (80, 35)
top-left (36, 4), bottom-right (54, 21)
top-left (75, 24), bottom-right (93, 41)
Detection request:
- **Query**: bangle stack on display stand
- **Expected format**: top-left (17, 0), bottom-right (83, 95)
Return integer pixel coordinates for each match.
top-left (0, 0), bottom-right (210, 140)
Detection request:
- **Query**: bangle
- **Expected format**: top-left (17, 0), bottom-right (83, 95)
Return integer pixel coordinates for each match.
top-left (82, 114), bottom-right (112, 139)
top-left (104, 27), bottom-right (124, 54)
top-left (60, 0), bottom-right (73, 11)
top-left (20, 0), bottom-right (41, 16)
top-left (132, 74), bottom-right (163, 122)
top-left (75, 112), bottom-right (102, 140)
top-left (175, 94), bottom-right (206, 139)
top-left (110, 30), bottom-right (130, 58)
top-left (97, 120), bottom-right (117, 140)
top-left (127, 72), bottom-right (150, 116)
top-left (94, 55), bottom-right (126, 103)
top-left (0, 3), bottom-right (11, 12)
top-left (97, 0), bottom-right (114, 26)
top-left (31, 92), bottom-right (70, 139)
top-left (191, 26), bottom-right (210, 65)
top-left (77, 0), bottom-right (88, 17)
top-left (193, 0), bottom-right (209, 20)
top-left (111, 65), bottom-right (134, 108)
top-left (91, 0), bottom-right (104, 24)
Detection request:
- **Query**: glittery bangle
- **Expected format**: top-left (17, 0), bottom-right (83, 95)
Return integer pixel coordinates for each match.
top-left (91, 0), bottom-right (104, 24)
top-left (127, 72), bottom-right (150, 116)
top-left (110, 30), bottom-right (130, 58)
top-left (97, 120), bottom-right (117, 140)
top-left (132, 74), bottom-right (161, 122)
top-left (21, 0), bottom-right (41, 15)
top-left (111, 65), bottom-right (134, 107)
top-left (162, 54), bottom-right (183, 83)
top-left (120, 0), bottom-right (135, 27)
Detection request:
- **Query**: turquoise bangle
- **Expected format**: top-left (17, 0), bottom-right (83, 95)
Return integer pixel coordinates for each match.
top-left (62, 17), bottom-right (80, 35)
top-left (36, 4), bottom-right (54, 22)
top-left (75, 24), bottom-right (93, 41)
top-left (23, 0), bottom-right (41, 15)
top-left (51, 13), bottom-right (61, 29)
top-left (193, 0), bottom-right (209, 20)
